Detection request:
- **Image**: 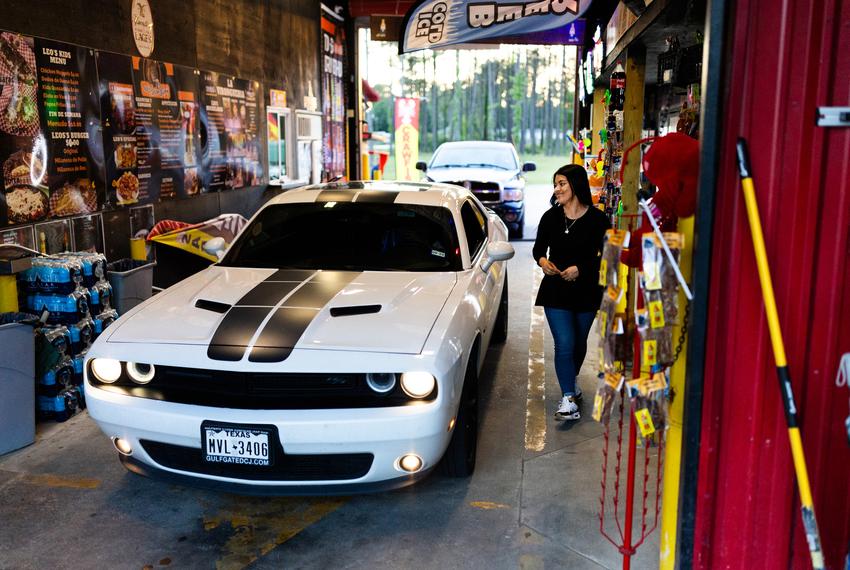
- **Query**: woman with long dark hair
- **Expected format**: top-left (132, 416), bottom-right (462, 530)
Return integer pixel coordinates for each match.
top-left (533, 164), bottom-right (610, 421)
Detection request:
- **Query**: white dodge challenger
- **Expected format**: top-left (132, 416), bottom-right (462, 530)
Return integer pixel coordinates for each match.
top-left (85, 181), bottom-right (514, 493)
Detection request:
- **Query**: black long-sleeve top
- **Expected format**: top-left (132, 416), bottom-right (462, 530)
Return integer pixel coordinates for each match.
top-left (532, 205), bottom-right (611, 312)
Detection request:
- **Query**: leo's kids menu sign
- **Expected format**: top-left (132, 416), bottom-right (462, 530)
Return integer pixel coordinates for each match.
top-left (0, 32), bottom-right (104, 227)
top-left (200, 72), bottom-right (263, 192)
top-left (96, 52), bottom-right (202, 207)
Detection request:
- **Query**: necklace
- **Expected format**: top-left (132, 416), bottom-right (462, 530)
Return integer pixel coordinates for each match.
top-left (564, 216), bottom-right (579, 234)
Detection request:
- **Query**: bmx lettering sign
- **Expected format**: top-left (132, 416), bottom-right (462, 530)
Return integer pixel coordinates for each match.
top-left (400, 0), bottom-right (591, 53)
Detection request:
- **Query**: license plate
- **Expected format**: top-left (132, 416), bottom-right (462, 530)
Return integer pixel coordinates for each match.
top-left (201, 421), bottom-right (276, 467)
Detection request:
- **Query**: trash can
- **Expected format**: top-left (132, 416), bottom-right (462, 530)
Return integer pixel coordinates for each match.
top-left (0, 317), bottom-right (36, 455)
top-left (106, 259), bottom-right (156, 315)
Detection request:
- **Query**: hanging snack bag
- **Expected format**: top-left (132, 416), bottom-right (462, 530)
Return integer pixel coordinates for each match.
top-left (592, 372), bottom-right (624, 426)
top-left (627, 371), bottom-right (669, 441)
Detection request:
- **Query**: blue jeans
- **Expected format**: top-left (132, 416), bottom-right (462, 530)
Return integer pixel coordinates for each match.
top-left (544, 307), bottom-right (596, 396)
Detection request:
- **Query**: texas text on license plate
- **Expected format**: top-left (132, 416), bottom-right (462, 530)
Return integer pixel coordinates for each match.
top-left (201, 421), bottom-right (276, 467)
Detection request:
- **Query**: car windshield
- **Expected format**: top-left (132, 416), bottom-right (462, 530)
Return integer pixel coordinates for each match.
top-left (430, 146), bottom-right (517, 171)
top-left (221, 201), bottom-right (462, 272)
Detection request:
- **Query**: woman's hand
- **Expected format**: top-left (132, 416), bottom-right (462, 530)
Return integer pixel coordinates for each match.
top-left (561, 266), bottom-right (579, 281)
top-left (539, 257), bottom-right (561, 276)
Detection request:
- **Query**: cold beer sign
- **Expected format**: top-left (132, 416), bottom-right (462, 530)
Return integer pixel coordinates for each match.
top-left (394, 98), bottom-right (420, 181)
top-left (400, 0), bottom-right (591, 53)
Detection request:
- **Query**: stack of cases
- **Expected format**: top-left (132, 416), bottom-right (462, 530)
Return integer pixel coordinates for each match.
top-left (20, 253), bottom-right (119, 422)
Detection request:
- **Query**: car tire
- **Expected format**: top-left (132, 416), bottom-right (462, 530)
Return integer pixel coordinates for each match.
top-left (441, 356), bottom-right (478, 478)
top-left (492, 272), bottom-right (508, 344)
top-left (515, 222), bottom-right (524, 239)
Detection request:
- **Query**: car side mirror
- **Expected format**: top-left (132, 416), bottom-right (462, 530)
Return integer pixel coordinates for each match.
top-left (522, 162), bottom-right (537, 172)
top-left (415, 161), bottom-right (427, 171)
top-left (480, 241), bottom-right (515, 273)
top-left (203, 237), bottom-right (228, 260)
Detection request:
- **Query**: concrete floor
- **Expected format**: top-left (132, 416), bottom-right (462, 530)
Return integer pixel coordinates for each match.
top-left (0, 193), bottom-right (661, 570)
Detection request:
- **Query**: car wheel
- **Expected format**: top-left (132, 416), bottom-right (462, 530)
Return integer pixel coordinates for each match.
top-left (492, 272), bottom-right (508, 344)
top-left (515, 222), bottom-right (524, 239)
top-left (441, 356), bottom-right (478, 478)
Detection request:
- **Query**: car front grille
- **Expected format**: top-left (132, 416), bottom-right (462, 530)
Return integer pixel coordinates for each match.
top-left (449, 181), bottom-right (501, 204)
top-left (95, 365), bottom-right (436, 409)
top-left (140, 440), bottom-right (373, 481)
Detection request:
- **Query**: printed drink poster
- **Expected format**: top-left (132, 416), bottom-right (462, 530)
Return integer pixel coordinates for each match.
top-left (0, 32), bottom-right (46, 227)
top-left (34, 38), bottom-right (104, 220)
top-left (199, 71), bottom-right (263, 192)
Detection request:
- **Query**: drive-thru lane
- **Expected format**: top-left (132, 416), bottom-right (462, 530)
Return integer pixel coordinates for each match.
top-left (0, 241), bottom-right (658, 570)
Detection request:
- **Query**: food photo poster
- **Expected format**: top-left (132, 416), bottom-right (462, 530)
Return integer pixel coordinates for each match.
top-left (1, 28), bottom-right (266, 238)
top-left (0, 32), bottom-right (104, 228)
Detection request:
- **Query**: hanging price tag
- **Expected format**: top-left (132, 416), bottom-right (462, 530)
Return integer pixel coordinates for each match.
top-left (635, 408), bottom-right (656, 437)
top-left (643, 339), bottom-right (657, 366)
top-left (649, 300), bottom-right (665, 329)
top-left (599, 259), bottom-right (608, 286)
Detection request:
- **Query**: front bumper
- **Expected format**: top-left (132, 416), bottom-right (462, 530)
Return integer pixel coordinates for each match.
top-left (86, 383), bottom-right (454, 491)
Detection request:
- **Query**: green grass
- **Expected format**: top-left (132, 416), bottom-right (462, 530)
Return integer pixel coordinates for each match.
top-left (373, 150), bottom-right (569, 186)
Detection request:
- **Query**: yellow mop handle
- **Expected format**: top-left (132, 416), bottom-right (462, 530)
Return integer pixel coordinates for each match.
top-left (736, 139), bottom-right (824, 569)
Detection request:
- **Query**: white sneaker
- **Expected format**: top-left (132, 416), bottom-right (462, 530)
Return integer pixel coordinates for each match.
top-left (555, 395), bottom-right (580, 421)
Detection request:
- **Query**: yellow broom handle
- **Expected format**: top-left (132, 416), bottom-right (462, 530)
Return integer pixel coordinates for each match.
top-left (736, 139), bottom-right (824, 569)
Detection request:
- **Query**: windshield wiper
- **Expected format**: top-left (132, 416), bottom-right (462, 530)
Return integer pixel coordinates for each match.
top-left (429, 163), bottom-right (468, 169)
top-left (465, 163), bottom-right (511, 170)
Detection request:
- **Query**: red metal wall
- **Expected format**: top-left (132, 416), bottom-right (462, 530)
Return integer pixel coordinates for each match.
top-left (695, 0), bottom-right (850, 567)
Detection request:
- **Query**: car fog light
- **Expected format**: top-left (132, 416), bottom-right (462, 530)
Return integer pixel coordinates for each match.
top-left (399, 454), bottom-right (423, 473)
top-left (448, 417), bottom-right (456, 432)
top-left (366, 373), bottom-right (396, 394)
top-left (91, 358), bottom-right (122, 383)
top-left (127, 362), bottom-right (155, 384)
top-left (401, 372), bottom-right (435, 398)
top-left (112, 437), bottom-right (132, 456)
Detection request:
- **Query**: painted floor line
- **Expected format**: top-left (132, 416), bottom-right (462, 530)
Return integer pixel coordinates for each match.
top-left (525, 267), bottom-right (546, 452)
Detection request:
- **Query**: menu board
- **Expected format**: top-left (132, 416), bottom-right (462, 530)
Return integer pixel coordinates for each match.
top-left (35, 39), bottom-right (104, 219)
top-left (200, 71), bottom-right (263, 191)
top-left (97, 52), bottom-right (202, 207)
top-left (0, 32), bottom-right (106, 228)
top-left (321, 13), bottom-right (346, 180)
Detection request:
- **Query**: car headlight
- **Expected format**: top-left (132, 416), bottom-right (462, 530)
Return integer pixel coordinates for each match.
top-left (501, 188), bottom-right (524, 201)
top-left (90, 358), bottom-right (122, 383)
top-left (127, 362), bottom-right (156, 384)
top-left (366, 373), bottom-right (397, 394)
top-left (401, 372), bottom-right (436, 398)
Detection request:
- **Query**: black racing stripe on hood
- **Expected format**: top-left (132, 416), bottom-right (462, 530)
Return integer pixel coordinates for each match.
top-left (207, 307), bottom-right (271, 361)
top-left (247, 271), bottom-right (359, 362)
top-left (248, 308), bottom-right (319, 363)
top-left (267, 269), bottom-right (315, 282)
top-left (316, 190), bottom-right (354, 202)
top-left (235, 281), bottom-right (300, 307)
top-left (354, 191), bottom-right (399, 203)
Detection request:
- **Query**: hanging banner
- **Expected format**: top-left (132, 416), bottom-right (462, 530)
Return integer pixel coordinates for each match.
top-left (400, 0), bottom-right (592, 53)
top-left (394, 97), bottom-right (420, 181)
top-left (320, 6), bottom-right (347, 181)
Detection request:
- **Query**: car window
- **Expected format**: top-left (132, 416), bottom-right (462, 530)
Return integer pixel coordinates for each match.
top-left (430, 146), bottom-right (518, 171)
top-left (221, 202), bottom-right (462, 272)
top-left (460, 201), bottom-right (487, 259)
